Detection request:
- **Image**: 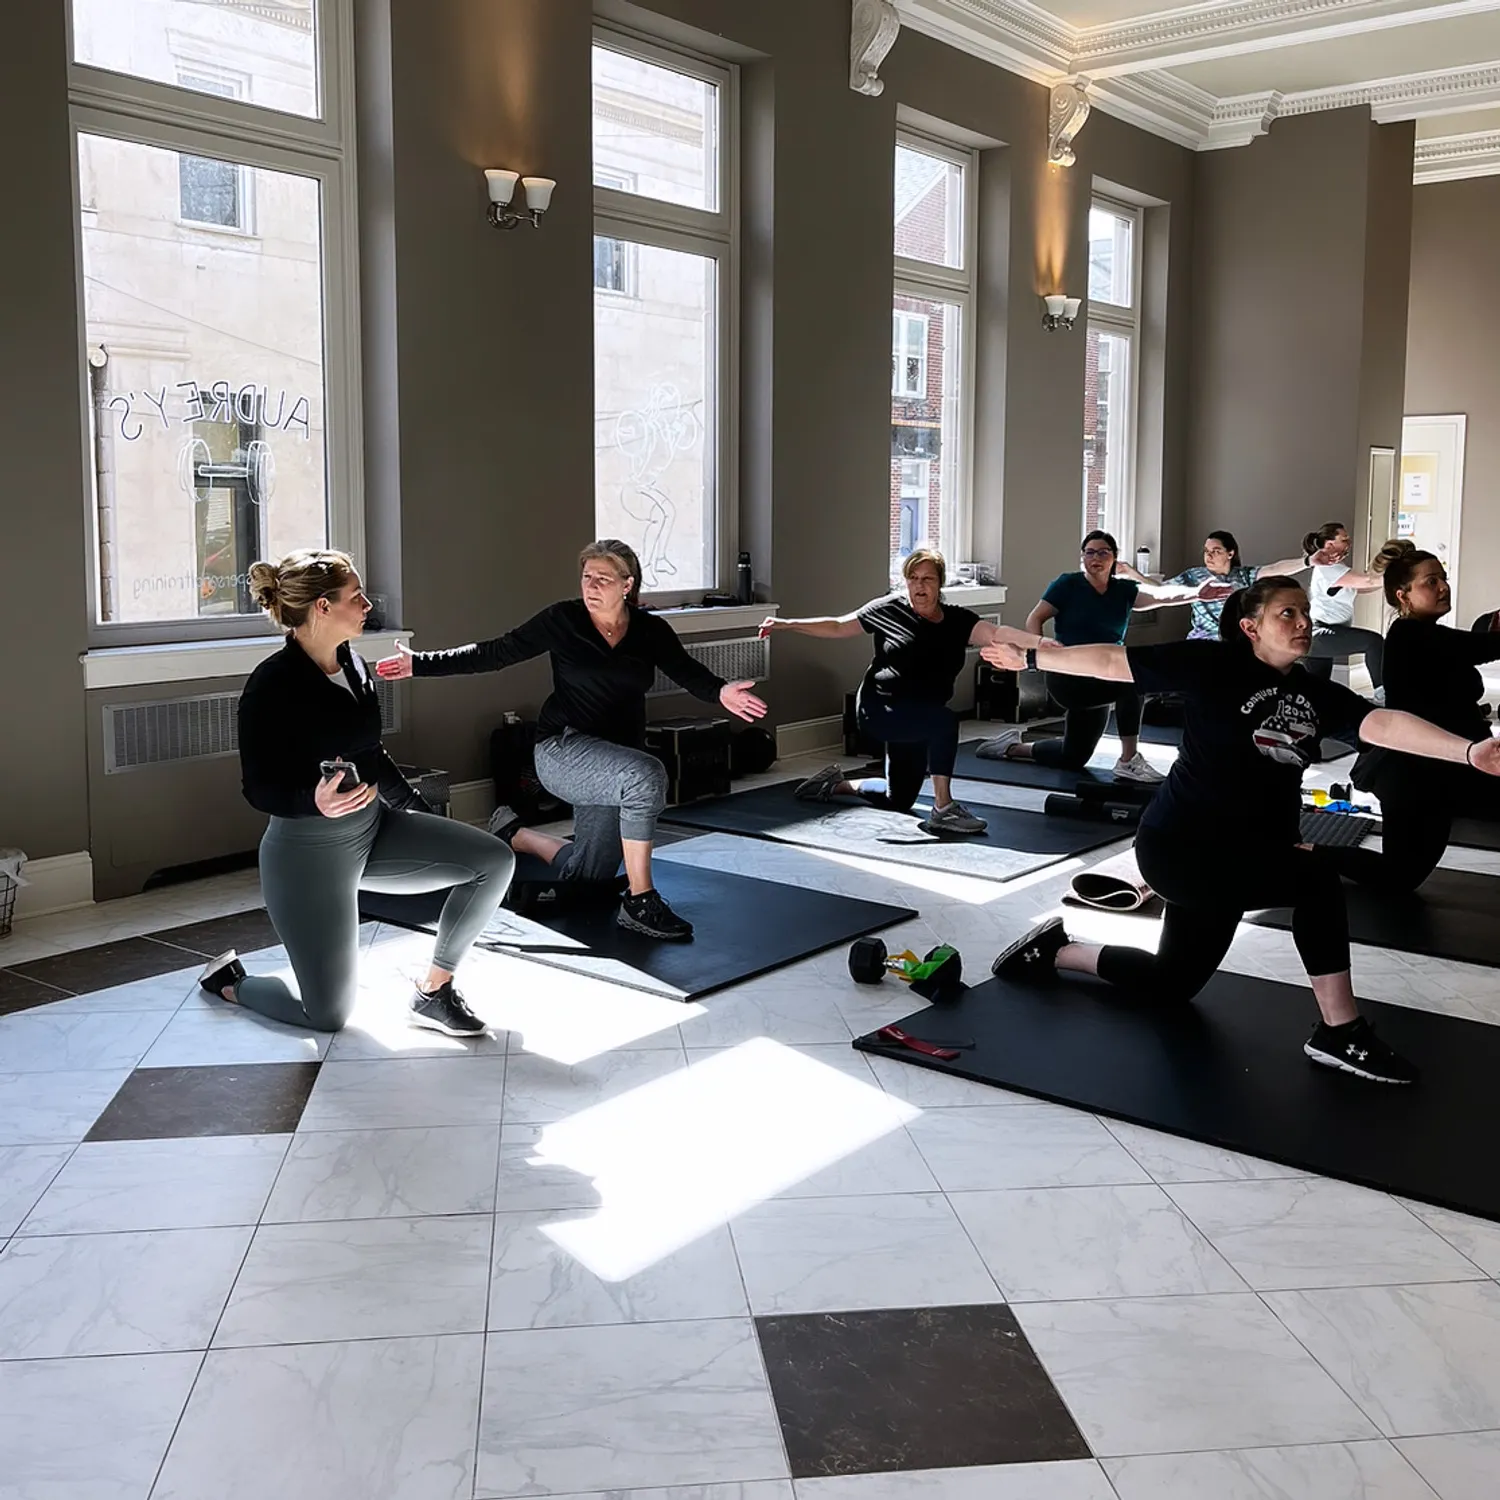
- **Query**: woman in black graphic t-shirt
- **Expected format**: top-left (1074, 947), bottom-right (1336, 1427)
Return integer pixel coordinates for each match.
top-left (982, 576), bottom-right (1500, 1085)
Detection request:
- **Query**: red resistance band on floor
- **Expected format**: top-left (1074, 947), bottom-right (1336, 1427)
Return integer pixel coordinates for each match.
top-left (876, 1026), bottom-right (965, 1061)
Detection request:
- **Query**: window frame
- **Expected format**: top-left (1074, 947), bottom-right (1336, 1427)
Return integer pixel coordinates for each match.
top-left (891, 127), bottom-right (977, 571)
top-left (66, 0), bottom-right (363, 647)
top-left (1083, 195), bottom-right (1142, 553)
top-left (591, 24), bottom-right (739, 607)
top-left (891, 311), bottom-right (929, 400)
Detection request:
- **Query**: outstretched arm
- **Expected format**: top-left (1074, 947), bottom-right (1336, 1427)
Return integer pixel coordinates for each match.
top-left (377, 608), bottom-right (556, 680)
top-left (980, 634), bottom-right (1132, 684)
top-left (759, 613), bottom-right (862, 641)
top-left (969, 620), bottom-right (1039, 650)
top-left (1361, 710), bottom-right (1500, 774)
top-left (1131, 578), bottom-right (1235, 612)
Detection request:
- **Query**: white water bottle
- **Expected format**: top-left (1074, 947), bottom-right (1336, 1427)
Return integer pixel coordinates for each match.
top-left (1135, 546), bottom-right (1152, 576)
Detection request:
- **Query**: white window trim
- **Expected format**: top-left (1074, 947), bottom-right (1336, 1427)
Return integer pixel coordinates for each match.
top-left (1085, 195), bottom-right (1141, 556)
top-left (592, 25), bottom-right (738, 607)
top-left (891, 311), bottom-right (929, 400)
top-left (67, 0), bottom-right (363, 650)
top-left (893, 127), bottom-right (978, 570)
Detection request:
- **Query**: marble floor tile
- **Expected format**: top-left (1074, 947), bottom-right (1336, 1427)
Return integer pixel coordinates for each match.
top-left (139, 1004), bottom-right (330, 1067)
top-left (0, 1143), bottom-right (72, 1237)
top-left (0, 967), bottom-right (72, 1016)
top-left (0, 1008), bottom-right (170, 1073)
top-left (1165, 1179), bottom-right (1486, 1291)
top-left (476, 1318), bottom-right (787, 1496)
top-left (860, 1050), bottom-right (1037, 1108)
top-left (213, 1213), bottom-right (493, 1347)
top-left (321, 1003), bottom-right (509, 1061)
top-left (757, 1305), bottom-right (1089, 1479)
top-left (18, 1133), bottom-right (288, 1235)
top-left (296, 1056), bottom-right (508, 1132)
top-left (0, 1225), bottom-right (251, 1357)
top-left (906, 1105), bottom-right (1152, 1193)
top-left (38, 967), bottom-right (199, 1014)
top-left (0, 1351), bottom-right (203, 1500)
top-left (494, 1123), bottom-right (606, 1212)
top-left (1104, 1441), bottom-right (1442, 1500)
top-left (488, 1211), bottom-right (748, 1328)
top-left (1100, 1118), bottom-right (1313, 1184)
top-left (8, 936), bottom-right (202, 996)
top-left (1395, 1430), bottom-right (1500, 1500)
top-left (147, 907), bottom-right (281, 958)
top-left (152, 1334), bottom-right (484, 1500)
top-left (0, 1068), bottom-right (132, 1146)
top-left (262, 1125), bottom-right (500, 1222)
top-left (1399, 1199), bottom-right (1500, 1276)
top-left (501, 1047), bottom-right (687, 1125)
top-left (85, 1062), bottom-right (320, 1141)
top-left (540, 1489), bottom-right (794, 1500)
top-left (951, 1184), bottom-right (1246, 1302)
top-left (730, 1194), bottom-right (1000, 1315)
top-left (793, 1463), bottom-right (1117, 1499)
top-left (1264, 1281), bottom-right (1500, 1437)
top-left (675, 985), bottom-right (855, 1050)
top-left (1014, 1294), bottom-right (1377, 1457)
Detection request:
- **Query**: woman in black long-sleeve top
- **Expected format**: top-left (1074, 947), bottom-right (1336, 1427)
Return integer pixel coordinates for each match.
top-left (204, 550), bottom-right (515, 1036)
top-left (379, 539), bottom-right (767, 941)
top-left (1338, 541), bottom-right (1500, 891)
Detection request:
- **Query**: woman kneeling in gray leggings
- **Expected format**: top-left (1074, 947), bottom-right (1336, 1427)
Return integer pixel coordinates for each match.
top-left (379, 539), bottom-right (768, 942)
top-left (199, 550), bottom-right (515, 1037)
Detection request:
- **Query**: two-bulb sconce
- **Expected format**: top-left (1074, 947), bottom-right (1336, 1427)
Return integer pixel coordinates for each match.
top-left (484, 169), bottom-right (556, 229)
top-left (1042, 294), bottom-right (1083, 333)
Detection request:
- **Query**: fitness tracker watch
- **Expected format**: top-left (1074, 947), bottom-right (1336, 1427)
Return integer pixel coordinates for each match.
top-left (1024, 647), bottom-right (1039, 673)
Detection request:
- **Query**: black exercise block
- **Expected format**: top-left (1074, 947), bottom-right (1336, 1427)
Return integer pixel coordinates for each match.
top-left (359, 860), bottom-right (916, 1001)
top-left (659, 781), bottom-right (1124, 881)
top-left (1251, 865), bottom-right (1500, 969)
top-left (855, 972), bottom-right (1500, 1222)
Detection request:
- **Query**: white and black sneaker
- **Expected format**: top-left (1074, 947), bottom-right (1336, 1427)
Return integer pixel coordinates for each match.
top-left (198, 949), bottom-right (247, 999)
top-left (410, 980), bottom-right (488, 1036)
top-left (991, 917), bottom-right (1068, 982)
top-left (1304, 1016), bottom-right (1418, 1084)
top-left (1112, 752), bottom-right (1166, 784)
top-left (617, 888), bottom-right (694, 941)
top-left (919, 801), bottom-right (988, 837)
top-left (487, 804), bottom-right (523, 845)
top-left (795, 763), bottom-right (847, 803)
top-left (975, 727), bottom-right (1025, 760)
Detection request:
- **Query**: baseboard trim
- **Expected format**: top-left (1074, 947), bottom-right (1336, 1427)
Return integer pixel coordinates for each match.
top-left (776, 716), bottom-right (843, 760)
top-left (10, 851), bottom-right (95, 921)
top-left (449, 778), bottom-right (495, 828)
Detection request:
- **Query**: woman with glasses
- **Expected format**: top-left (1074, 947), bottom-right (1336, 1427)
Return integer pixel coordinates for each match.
top-left (977, 530), bottom-right (1232, 780)
top-left (378, 539), bottom-right (767, 942)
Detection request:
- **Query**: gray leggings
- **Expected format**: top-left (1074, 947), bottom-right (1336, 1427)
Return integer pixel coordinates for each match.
top-left (1306, 623), bottom-right (1385, 688)
top-left (534, 729), bottom-right (668, 881)
top-left (235, 803), bottom-right (515, 1032)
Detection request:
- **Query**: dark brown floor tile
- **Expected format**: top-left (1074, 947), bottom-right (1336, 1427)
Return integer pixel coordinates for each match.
top-left (0, 968), bottom-right (74, 1014)
top-left (755, 1305), bottom-right (1091, 1478)
top-left (84, 1062), bottom-right (321, 1141)
top-left (148, 908), bottom-right (280, 959)
top-left (10, 937), bottom-right (200, 997)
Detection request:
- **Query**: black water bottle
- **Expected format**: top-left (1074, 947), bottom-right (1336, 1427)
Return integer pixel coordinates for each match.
top-left (736, 550), bottom-right (754, 605)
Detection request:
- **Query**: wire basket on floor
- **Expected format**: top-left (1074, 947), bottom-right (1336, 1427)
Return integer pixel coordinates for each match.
top-left (0, 873), bottom-right (17, 939)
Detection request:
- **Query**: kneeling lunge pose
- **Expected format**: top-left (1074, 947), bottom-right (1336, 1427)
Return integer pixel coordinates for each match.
top-left (983, 577), bottom-right (1500, 1083)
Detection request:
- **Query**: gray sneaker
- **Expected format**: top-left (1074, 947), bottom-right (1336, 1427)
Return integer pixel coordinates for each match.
top-left (919, 800), bottom-right (988, 836)
top-left (487, 804), bottom-right (523, 844)
top-left (795, 763), bottom-right (847, 803)
top-left (975, 727), bottom-right (1025, 760)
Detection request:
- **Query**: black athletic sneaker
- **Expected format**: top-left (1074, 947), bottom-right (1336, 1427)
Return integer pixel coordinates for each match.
top-left (991, 917), bottom-right (1068, 981)
top-left (1304, 1016), bottom-right (1418, 1084)
top-left (199, 949), bottom-right (247, 999)
top-left (410, 980), bottom-right (488, 1036)
top-left (617, 888), bottom-right (694, 941)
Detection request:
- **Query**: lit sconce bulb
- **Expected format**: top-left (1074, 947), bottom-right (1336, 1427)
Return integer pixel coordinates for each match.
top-left (484, 169), bottom-right (519, 205)
top-left (1043, 295), bottom-right (1067, 318)
top-left (522, 177), bottom-right (556, 212)
top-left (1063, 296), bottom-right (1082, 319)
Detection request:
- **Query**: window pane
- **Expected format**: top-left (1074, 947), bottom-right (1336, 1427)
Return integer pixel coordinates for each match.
top-left (79, 134), bottom-right (328, 625)
top-left (71, 0), bottom-right (320, 119)
top-left (594, 242), bottom-right (717, 591)
top-left (592, 45), bottom-right (718, 212)
top-left (1083, 328), bottom-right (1131, 538)
top-left (1088, 206), bottom-right (1134, 307)
top-left (894, 144), bottom-right (964, 269)
top-left (890, 294), bottom-right (962, 577)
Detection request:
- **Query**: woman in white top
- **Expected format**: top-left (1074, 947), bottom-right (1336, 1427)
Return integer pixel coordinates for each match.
top-left (1299, 522), bottom-right (1386, 694)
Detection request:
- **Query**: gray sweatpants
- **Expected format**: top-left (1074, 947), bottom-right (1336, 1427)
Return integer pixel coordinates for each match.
top-left (235, 803), bottom-right (515, 1032)
top-left (533, 729), bottom-right (668, 881)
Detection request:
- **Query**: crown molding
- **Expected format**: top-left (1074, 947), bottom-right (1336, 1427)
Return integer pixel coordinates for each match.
top-left (1280, 59), bottom-right (1500, 119)
top-left (893, 0), bottom-right (1071, 84)
top-left (1413, 128), bottom-right (1500, 179)
top-left (1089, 69), bottom-right (1216, 145)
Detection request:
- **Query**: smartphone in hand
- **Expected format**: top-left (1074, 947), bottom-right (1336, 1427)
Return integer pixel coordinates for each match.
top-left (319, 759), bottom-right (359, 793)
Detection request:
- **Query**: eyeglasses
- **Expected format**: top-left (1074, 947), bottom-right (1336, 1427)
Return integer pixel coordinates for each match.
top-left (1081, 549), bottom-right (1115, 561)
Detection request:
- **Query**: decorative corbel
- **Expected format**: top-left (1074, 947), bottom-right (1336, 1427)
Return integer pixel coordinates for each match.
top-left (1047, 76), bottom-right (1092, 166)
top-left (851, 0), bottom-right (900, 97)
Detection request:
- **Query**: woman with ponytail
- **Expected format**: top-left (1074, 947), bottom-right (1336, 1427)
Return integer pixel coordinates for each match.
top-left (1299, 522), bottom-right (1388, 693)
top-left (979, 576), bottom-right (1500, 1085)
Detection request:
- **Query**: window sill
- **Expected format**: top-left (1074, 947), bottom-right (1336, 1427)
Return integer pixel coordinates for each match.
top-left (652, 603), bottom-right (777, 637)
top-left (81, 630), bottom-right (414, 690)
top-left (944, 584), bottom-right (1007, 610)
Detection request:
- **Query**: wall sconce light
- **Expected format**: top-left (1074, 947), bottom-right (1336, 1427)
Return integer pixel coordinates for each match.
top-left (485, 169), bottom-right (556, 229)
top-left (1042, 294), bottom-right (1082, 332)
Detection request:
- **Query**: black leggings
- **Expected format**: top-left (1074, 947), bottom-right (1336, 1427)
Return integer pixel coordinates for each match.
top-left (1032, 674), bottom-right (1142, 770)
top-left (854, 695), bottom-right (960, 813)
top-left (1095, 825), bottom-right (1352, 1004)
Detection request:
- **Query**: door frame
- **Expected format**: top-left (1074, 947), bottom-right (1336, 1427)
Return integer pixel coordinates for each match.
top-left (1402, 413), bottom-right (1468, 624)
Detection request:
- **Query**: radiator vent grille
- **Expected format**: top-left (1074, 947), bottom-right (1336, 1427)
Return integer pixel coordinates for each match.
top-left (649, 636), bottom-right (769, 697)
top-left (104, 680), bottom-right (400, 773)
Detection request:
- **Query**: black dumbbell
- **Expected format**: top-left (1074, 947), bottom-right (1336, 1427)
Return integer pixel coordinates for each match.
top-left (849, 936), bottom-right (889, 985)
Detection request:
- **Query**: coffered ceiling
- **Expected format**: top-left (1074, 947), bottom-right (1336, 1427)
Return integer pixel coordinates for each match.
top-left (892, 0), bottom-right (1500, 180)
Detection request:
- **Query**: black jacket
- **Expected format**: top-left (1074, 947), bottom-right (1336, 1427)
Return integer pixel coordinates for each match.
top-left (238, 637), bottom-right (422, 818)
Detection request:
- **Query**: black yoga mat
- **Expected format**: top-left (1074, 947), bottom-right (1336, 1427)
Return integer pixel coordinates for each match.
top-left (359, 860), bottom-right (916, 1001)
top-left (953, 741), bottom-right (1122, 793)
top-left (855, 972), bottom-right (1500, 1222)
top-left (1451, 816), bottom-right (1500, 853)
top-left (1251, 865), bottom-right (1500, 969)
top-left (659, 782), bottom-right (1124, 880)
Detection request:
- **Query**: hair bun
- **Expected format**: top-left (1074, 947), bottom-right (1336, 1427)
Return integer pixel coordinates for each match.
top-left (247, 560), bottom-right (281, 611)
top-left (1371, 538), bottom-right (1415, 575)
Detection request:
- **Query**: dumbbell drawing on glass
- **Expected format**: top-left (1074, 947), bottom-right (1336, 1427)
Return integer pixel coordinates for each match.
top-left (848, 937), bottom-right (965, 1002)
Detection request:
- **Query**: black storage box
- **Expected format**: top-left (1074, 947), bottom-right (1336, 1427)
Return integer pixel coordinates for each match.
top-left (646, 716), bottom-right (732, 804)
top-left (489, 719), bottom-right (570, 822)
top-left (975, 664), bottom-right (1055, 723)
top-left (396, 765), bottom-right (452, 817)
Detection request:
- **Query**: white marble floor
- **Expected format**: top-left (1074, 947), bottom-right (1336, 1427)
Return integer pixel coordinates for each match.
top-left (2, 740), bottom-right (1499, 1499)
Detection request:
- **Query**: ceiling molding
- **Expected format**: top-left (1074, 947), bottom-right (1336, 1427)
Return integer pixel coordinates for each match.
top-left (893, 0), bottom-right (1072, 84)
top-left (1280, 59), bottom-right (1500, 119)
top-left (1413, 127), bottom-right (1500, 178)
